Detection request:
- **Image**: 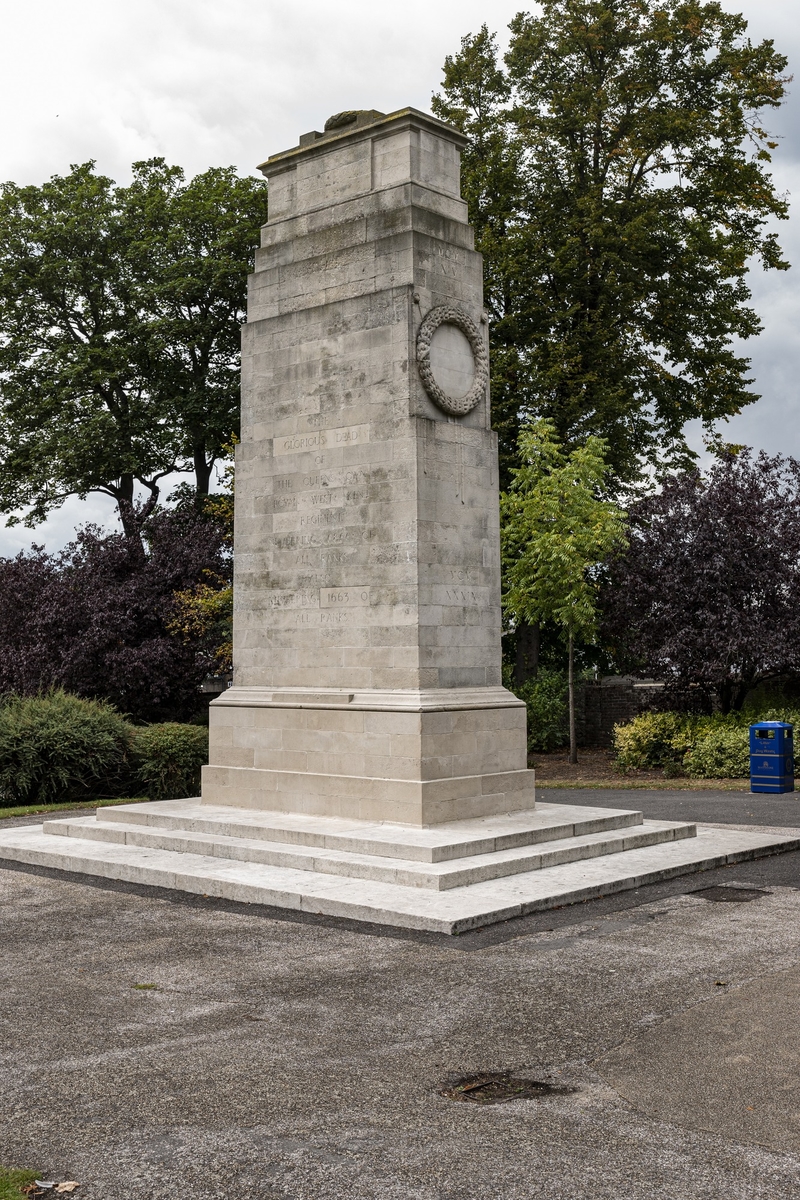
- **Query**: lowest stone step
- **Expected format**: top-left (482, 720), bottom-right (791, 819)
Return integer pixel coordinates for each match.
top-left (0, 813), bottom-right (797, 934)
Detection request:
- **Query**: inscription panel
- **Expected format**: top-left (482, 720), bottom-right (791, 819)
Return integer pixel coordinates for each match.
top-left (272, 468), bottom-right (371, 492)
top-left (320, 587), bottom-right (371, 608)
top-left (273, 530), bottom-right (349, 550)
top-left (271, 493), bottom-right (297, 511)
top-left (292, 609), bottom-right (358, 626)
top-left (273, 423), bottom-right (370, 457)
top-left (298, 510), bottom-right (345, 528)
top-left (262, 589), bottom-right (319, 609)
top-left (430, 585), bottom-right (492, 608)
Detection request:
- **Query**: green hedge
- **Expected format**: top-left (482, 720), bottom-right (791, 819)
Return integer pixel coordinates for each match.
top-left (613, 707), bottom-right (800, 779)
top-left (513, 668), bottom-right (569, 753)
top-left (0, 691), bottom-right (209, 807)
top-left (684, 725), bottom-right (750, 779)
top-left (0, 690), bottom-right (134, 806)
top-left (132, 722), bottom-right (208, 800)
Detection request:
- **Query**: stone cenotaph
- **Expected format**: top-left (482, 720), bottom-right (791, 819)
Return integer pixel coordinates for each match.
top-left (1, 110), bottom-right (788, 933)
top-left (201, 107), bottom-right (536, 826)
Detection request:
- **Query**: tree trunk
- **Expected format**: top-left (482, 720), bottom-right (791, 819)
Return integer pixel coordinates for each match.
top-left (116, 474), bottom-right (143, 547)
top-left (568, 629), bottom-right (577, 765)
top-left (194, 442), bottom-right (213, 499)
top-left (731, 676), bottom-right (756, 712)
top-left (718, 681), bottom-right (731, 715)
top-left (513, 621), bottom-right (540, 689)
top-left (117, 503), bottom-right (140, 543)
top-left (113, 473), bottom-right (161, 554)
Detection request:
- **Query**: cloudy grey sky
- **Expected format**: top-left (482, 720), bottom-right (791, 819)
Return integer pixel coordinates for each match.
top-left (0, 0), bottom-right (797, 554)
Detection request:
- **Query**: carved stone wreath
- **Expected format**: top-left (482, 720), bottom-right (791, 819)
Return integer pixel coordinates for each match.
top-left (416, 304), bottom-right (489, 417)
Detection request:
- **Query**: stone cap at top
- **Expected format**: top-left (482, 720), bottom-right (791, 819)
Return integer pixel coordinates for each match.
top-left (257, 107), bottom-right (469, 222)
top-left (258, 107), bottom-right (468, 169)
top-left (300, 109), bottom-right (391, 147)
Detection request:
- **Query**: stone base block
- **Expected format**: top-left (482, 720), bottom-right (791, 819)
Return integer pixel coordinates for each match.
top-left (201, 764), bottom-right (536, 825)
top-left (203, 685), bottom-right (535, 825)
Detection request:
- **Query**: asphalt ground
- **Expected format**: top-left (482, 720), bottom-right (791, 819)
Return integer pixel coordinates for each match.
top-left (538, 785), bottom-right (800, 829)
top-left (2, 791), bottom-right (800, 1198)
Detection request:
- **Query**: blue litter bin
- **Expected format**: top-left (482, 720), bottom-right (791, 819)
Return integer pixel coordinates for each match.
top-left (749, 721), bottom-right (794, 794)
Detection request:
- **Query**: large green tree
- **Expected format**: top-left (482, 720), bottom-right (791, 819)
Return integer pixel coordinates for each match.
top-left (0, 160), bottom-right (267, 541)
top-left (432, 2), bottom-right (790, 487)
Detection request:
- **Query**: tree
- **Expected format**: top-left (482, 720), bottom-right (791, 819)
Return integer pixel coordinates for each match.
top-left (167, 580), bottom-right (233, 677)
top-left (501, 420), bottom-right (627, 761)
top-left (167, 457), bottom-right (234, 675)
top-left (0, 160), bottom-right (267, 541)
top-left (432, 3), bottom-right (790, 487)
top-left (601, 449), bottom-right (800, 713)
top-left (0, 503), bottom-right (232, 723)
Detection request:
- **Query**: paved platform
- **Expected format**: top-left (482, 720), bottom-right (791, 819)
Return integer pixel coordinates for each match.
top-left (0, 797), bottom-right (798, 932)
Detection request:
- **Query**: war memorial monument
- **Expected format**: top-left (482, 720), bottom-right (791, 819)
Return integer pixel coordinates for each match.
top-left (0, 108), bottom-right (793, 931)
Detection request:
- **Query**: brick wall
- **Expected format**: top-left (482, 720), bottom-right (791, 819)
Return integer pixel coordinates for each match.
top-left (575, 677), bottom-right (665, 748)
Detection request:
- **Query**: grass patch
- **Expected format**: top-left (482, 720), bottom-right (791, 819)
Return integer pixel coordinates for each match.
top-left (0, 797), bottom-right (146, 821)
top-left (0, 1167), bottom-right (40, 1199)
top-left (535, 778), bottom-right (749, 791)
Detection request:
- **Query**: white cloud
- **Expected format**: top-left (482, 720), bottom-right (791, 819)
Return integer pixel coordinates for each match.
top-left (0, 0), bottom-right (515, 184)
top-left (0, 494), bottom-right (120, 558)
top-left (1, 0), bottom-right (797, 552)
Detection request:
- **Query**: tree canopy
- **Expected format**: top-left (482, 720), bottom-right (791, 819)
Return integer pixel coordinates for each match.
top-left (0, 159), bottom-right (267, 540)
top-left (601, 449), bottom-right (800, 712)
top-left (432, 1), bottom-right (790, 486)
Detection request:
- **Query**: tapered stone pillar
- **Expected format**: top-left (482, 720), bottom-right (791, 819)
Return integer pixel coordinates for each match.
top-left (201, 107), bottom-right (536, 825)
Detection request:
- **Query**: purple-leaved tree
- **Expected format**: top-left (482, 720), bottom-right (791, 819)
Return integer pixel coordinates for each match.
top-left (601, 450), bottom-right (800, 712)
top-left (0, 505), bottom-right (231, 722)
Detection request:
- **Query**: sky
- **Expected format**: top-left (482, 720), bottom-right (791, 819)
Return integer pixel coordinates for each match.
top-left (0, 0), bottom-right (797, 555)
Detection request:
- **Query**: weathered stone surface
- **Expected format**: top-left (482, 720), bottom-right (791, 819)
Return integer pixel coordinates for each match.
top-left (202, 107), bottom-right (535, 822)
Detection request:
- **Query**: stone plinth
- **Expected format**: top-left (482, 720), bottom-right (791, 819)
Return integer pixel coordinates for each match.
top-left (203, 687), bottom-right (529, 825)
top-left (201, 108), bottom-right (536, 824)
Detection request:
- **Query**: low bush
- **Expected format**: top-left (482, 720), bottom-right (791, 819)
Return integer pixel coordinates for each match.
top-left (133, 723), bottom-right (208, 800)
top-left (613, 705), bottom-right (800, 779)
top-left (685, 725), bottom-right (750, 779)
top-left (751, 706), bottom-right (800, 729)
top-left (613, 711), bottom-right (701, 772)
top-left (513, 668), bottom-right (569, 753)
top-left (0, 690), bottom-right (134, 806)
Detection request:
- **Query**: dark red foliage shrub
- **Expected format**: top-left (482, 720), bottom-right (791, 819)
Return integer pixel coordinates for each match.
top-left (601, 450), bottom-right (800, 712)
top-left (0, 506), bottom-right (231, 722)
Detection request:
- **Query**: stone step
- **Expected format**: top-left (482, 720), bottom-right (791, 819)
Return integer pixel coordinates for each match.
top-left (93, 799), bottom-right (645, 863)
top-left (1, 821), bottom-right (798, 934)
top-left (42, 814), bottom-right (696, 891)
